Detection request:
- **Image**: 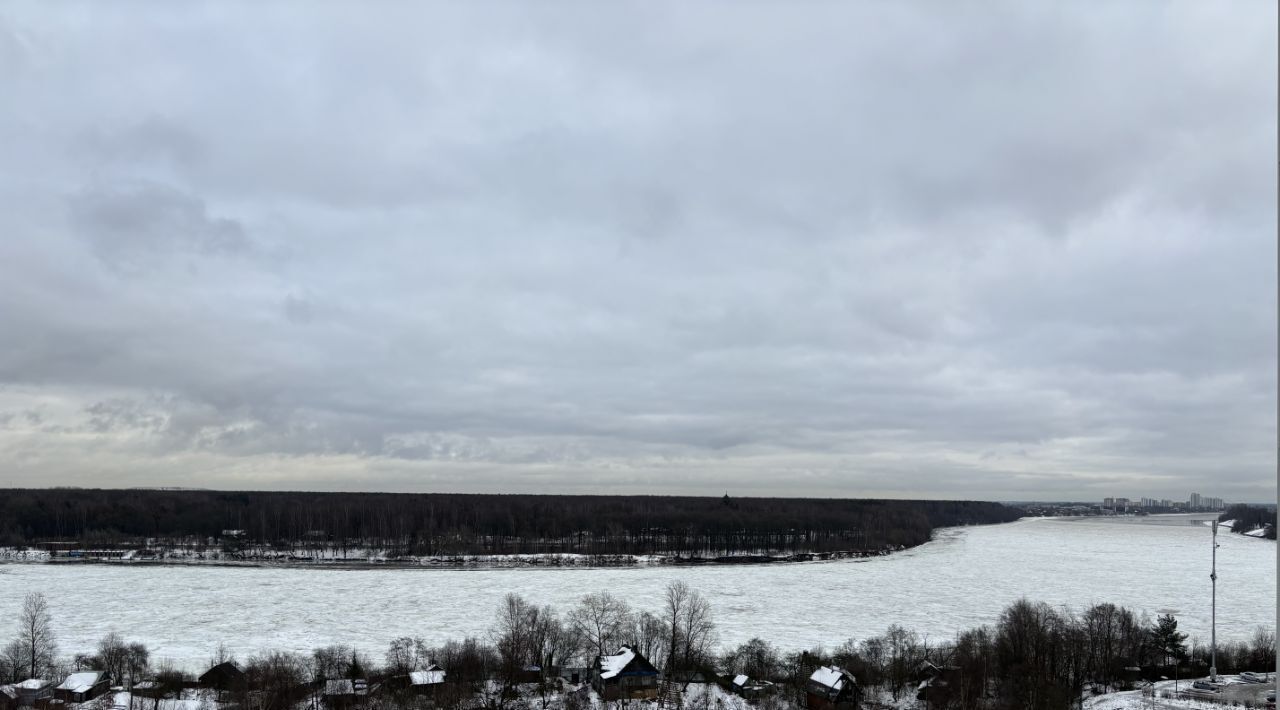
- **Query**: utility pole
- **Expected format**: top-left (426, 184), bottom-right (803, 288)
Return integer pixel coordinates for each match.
top-left (1210, 522), bottom-right (1218, 683)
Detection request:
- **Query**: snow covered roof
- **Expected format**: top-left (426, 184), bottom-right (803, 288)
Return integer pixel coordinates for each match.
top-left (733, 675), bottom-right (749, 688)
top-left (599, 647), bottom-right (636, 680)
top-left (0, 686), bottom-right (18, 700)
top-left (18, 680), bottom-right (50, 690)
top-left (324, 680), bottom-right (366, 696)
top-left (57, 672), bottom-right (105, 694)
top-left (409, 670), bottom-right (445, 686)
top-left (809, 666), bottom-right (854, 691)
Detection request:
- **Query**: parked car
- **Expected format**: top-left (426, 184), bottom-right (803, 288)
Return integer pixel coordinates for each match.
top-left (1240, 671), bottom-right (1268, 683)
top-left (1191, 680), bottom-right (1219, 692)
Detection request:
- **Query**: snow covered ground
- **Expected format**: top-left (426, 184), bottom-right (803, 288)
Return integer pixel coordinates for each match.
top-left (1084, 674), bottom-right (1276, 709)
top-left (0, 515), bottom-right (1272, 672)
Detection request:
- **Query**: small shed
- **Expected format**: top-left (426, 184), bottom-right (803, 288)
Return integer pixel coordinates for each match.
top-left (517, 665), bottom-right (543, 684)
top-left (806, 666), bottom-right (858, 710)
top-left (130, 681), bottom-right (165, 700)
top-left (15, 679), bottom-right (52, 707)
top-left (731, 675), bottom-right (772, 699)
top-left (0, 685), bottom-right (19, 710)
top-left (593, 646), bottom-right (660, 701)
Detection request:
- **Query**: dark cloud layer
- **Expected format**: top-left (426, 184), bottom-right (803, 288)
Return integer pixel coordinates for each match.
top-left (0, 2), bottom-right (1274, 501)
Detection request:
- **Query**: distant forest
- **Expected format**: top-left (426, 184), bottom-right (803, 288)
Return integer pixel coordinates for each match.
top-left (0, 489), bottom-right (1023, 557)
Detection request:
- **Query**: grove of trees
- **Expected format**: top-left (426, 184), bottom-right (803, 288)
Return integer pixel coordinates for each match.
top-left (0, 489), bottom-right (1022, 558)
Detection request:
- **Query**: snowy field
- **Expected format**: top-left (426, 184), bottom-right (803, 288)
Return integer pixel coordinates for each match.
top-left (0, 515), bottom-right (1272, 672)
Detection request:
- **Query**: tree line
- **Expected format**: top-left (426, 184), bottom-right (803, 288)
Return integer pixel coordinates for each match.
top-left (0, 489), bottom-right (1022, 557)
top-left (3, 587), bottom-right (1274, 710)
top-left (1219, 504), bottom-right (1277, 540)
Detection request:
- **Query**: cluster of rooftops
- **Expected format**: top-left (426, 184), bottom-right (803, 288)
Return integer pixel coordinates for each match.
top-left (2, 648), bottom-right (861, 709)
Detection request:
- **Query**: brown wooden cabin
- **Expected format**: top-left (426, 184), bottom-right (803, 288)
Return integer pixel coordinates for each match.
top-left (198, 662), bottom-right (246, 693)
top-left (592, 646), bottom-right (660, 701)
top-left (54, 673), bottom-right (111, 704)
top-left (14, 680), bottom-right (53, 708)
top-left (806, 666), bottom-right (858, 710)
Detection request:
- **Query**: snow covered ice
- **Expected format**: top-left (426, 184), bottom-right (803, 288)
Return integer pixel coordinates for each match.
top-left (0, 515), bottom-right (1272, 672)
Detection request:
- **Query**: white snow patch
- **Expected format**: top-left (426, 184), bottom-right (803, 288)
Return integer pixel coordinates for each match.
top-left (599, 647), bottom-right (636, 679)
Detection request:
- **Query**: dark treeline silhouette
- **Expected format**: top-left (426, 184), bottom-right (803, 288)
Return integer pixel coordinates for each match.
top-left (1219, 504), bottom-right (1277, 540)
top-left (0, 489), bottom-right (1022, 557)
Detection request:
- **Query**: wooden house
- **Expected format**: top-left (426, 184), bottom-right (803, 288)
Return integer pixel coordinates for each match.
top-left (198, 662), bottom-right (245, 692)
top-left (592, 646), bottom-right (660, 701)
top-left (14, 680), bottom-right (52, 707)
top-left (914, 661), bottom-right (959, 706)
top-left (55, 672), bottom-right (111, 704)
top-left (806, 666), bottom-right (858, 710)
top-left (322, 679), bottom-right (368, 709)
top-left (408, 667), bottom-right (446, 696)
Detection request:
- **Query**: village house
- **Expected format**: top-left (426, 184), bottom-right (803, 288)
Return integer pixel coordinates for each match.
top-left (0, 685), bottom-right (19, 710)
top-left (386, 666), bottom-right (446, 698)
top-left (806, 666), bottom-right (858, 710)
top-left (731, 675), bottom-right (772, 699)
top-left (55, 671), bottom-right (111, 704)
top-left (915, 661), bottom-right (959, 706)
top-left (130, 681), bottom-right (164, 700)
top-left (408, 666), bottom-right (446, 696)
top-left (14, 679), bottom-right (52, 708)
top-left (322, 679), bottom-right (369, 710)
top-left (592, 646), bottom-right (660, 701)
top-left (198, 661), bottom-right (246, 693)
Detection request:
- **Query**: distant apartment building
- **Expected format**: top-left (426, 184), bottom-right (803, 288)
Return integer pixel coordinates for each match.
top-left (1186, 493), bottom-right (1225, 510)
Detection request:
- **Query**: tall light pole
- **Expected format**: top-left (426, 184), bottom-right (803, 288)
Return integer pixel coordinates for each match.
top-left (1210, 522), bottom-right (1219, 683)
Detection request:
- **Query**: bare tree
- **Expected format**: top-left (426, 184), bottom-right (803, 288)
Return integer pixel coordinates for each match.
top-left (95, 632), bottom-right (128, 682)
top-left (385, 637), bottom-right (431, 676)
top-left (492, 593), bottom-right (537, 684)
top-left (662, 581), bottom-right (715, 672)
top-left (0, 640), bottom-right (19, 683)
top-left (679, 588), bottom-right (716, 671)
top-left (311, 645), bottom-right (353, 682)
top-left (567, 592), bottom-right (631, 659)
top-left (15, 592), bottom-right (57, 679)
top-left (125, 643), bottom-right (150, 688)
top-left (628, 611), bottom-right (667, 667)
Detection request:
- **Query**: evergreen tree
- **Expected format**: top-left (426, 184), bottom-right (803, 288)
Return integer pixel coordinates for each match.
top-left (1152, 614), bottom-right (1187, 665)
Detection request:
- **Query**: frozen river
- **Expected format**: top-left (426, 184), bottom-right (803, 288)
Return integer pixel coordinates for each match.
top-left (0, 515), bottom-right (1273, 671)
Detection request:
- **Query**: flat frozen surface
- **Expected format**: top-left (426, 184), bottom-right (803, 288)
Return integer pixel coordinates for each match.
top-left (0, 515), bottom-right (1272, 672)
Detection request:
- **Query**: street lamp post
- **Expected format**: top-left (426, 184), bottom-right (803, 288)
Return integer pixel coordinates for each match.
top-left (1210, 523), bottom-right (1219, 683)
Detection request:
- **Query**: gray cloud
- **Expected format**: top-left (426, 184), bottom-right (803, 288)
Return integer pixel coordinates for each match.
top-left (0, 2), bottom-right (1274, 502)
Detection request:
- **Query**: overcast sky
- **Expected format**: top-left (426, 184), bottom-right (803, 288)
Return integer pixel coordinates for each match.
top-left (0, 3), bottom-right (1275, 502)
